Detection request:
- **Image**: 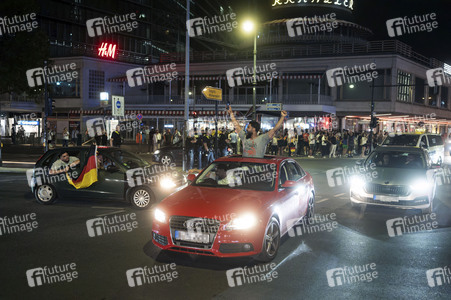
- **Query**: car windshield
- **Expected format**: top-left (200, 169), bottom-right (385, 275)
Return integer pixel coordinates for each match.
top-left (193, 162), bottom-right (277, 191)
top-left (383, 135), bottom-right (419, 146)
top-left (366, 151), bottom-right (425, 169)
top-left (106, 149), bottom-right (151, 169)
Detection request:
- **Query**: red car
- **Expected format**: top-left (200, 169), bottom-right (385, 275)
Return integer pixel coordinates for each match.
top-left (152, 156), bottom-right (315, 262)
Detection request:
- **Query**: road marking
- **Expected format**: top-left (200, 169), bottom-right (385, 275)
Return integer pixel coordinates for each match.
top-left (91, 206), bottom-right (126, 210)
top-left (316, 198), bottom-right (329, 203)
top-left (265, 242), bottom-right (312, 277)
top-left (334, 193), bottom-right (345, 197)
top-left (96, 210), bottom-right (126, 217)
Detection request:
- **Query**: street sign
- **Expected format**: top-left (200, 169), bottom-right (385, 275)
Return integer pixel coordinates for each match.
top-left (202, 86), bottom-right (222, 101)
top-left (112, 95), bottom-right (124, 117)
top-left (137, 113), bottom-right (143, 120)
top-left (266, 103), bottom-right (283, 111)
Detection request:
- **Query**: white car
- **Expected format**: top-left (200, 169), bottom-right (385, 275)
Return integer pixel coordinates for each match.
top-left (350, 146), bottom-right (438, 214)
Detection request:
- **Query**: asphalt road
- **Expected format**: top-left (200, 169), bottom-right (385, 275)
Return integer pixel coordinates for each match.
top-left (0, 158), bottom-right (450, 300)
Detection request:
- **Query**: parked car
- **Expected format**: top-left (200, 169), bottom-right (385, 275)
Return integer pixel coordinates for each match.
top-left (382, 133), bottom-right (444, 165)
top-left (153, 145), bottom-right (185, 166)
top-left (27, 147), bottom-right (186, 209)
top-left (152, 156), bottom-right (315, 262)
top-left (350, 146), bottom-right (439, 214)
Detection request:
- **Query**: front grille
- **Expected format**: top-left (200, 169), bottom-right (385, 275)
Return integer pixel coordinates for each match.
top-left (153, 232), bottom-right (168, 246)
top-left (364, 197), bottom-right (428, 206)
top-left (365, 183), bottom-right (410, 196)
top-left (169, 216), bottom-right (220, 249)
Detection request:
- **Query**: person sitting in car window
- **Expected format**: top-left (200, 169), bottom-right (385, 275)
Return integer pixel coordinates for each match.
top-left (49, 151), bottom-right (80, 175)
top-left (377, 154), bottom-right (391, 167)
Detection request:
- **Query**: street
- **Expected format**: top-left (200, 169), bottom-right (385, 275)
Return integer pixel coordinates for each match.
top-left (1, 158), bottom-right (450, 300)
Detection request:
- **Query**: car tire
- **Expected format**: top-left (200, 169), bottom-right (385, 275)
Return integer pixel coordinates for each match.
top-left (256, 217), bottom-right (280, 262)
top-left (34, 184), bottom-right (57, 205)
top-left (160, 154), bottom-right (173, 166)
top-left (304, 192), bottom-right (315, 225)
top-left (128, 186), bottom-right (155, 209)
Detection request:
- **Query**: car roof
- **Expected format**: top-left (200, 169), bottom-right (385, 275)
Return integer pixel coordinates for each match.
top-left (214, 155), bottom-right (288, 164)
top-left (376, 146), bottom-right (426, 153)
top-left (44, 146), bottom-right (116, 154)
top-left (388, 133), bottom-right (440, 136)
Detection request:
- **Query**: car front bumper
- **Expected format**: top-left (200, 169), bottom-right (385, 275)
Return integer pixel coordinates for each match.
top-left (152, 221), bottom-right (263, 258)
top-left (350, 189), bottom-right (431, 210)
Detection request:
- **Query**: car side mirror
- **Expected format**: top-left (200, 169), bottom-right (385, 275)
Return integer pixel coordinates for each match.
top-left (187, 173), bottom-right (196, 183)
top-left (281, 180), bottom-right (297, 188)
top-left (421, 144), bottom-right (428, 149)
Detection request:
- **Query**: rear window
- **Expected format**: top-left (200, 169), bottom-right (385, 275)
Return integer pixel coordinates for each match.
top-left (427, 135), bottom-right (443, 146)
top-left (383, 135), bottom-right (419, 146)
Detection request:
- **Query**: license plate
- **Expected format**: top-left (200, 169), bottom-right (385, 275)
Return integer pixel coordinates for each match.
top-left (374, 195), bottom-right (399, 202)
top-left (174, 230), bottom-right (209, 244)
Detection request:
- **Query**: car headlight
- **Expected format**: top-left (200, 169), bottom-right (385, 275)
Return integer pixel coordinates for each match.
top-left (225, 213), bottom-right (258, 230)
top-left (350, 176), bottom-right (366, 194)
top-left (409, 179), bottom-right (432, 194)
top-left (160, 177), bottom-right (176, 189)
top-left (154, 208), bottom-right (166, 223)
top-left (154, 150), bottom-right (160, 155)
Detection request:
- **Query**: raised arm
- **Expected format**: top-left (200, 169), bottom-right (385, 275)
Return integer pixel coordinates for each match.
top-left (227, 106), bottom-right (242, 133)
top-left (268, 110), bottom-right (287, 139)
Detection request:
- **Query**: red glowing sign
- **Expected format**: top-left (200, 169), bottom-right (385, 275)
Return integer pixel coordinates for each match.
top-left (98, 42), bottom-right (117, 59)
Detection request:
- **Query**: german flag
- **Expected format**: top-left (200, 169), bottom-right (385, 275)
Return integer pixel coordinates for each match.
top-left (67, 145), bottom-right (98, 189)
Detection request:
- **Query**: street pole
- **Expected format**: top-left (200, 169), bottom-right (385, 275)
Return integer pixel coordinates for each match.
top-left (252, 34), bottom-right (257, 121)
top-left (183, 0), bottom-right (190, 171)
top-left (369, 81), bottom-right (375, 152)
top-left (44, 60), bottom-right (49, 153)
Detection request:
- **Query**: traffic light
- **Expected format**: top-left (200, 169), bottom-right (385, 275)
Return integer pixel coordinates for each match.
top-left (370, 117), bottom-right (379, 128)
top-left (193, 111), bottom-right (198, 119)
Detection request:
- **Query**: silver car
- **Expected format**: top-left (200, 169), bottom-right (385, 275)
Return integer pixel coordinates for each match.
top-left (350, 146), bottom-right (439, 214)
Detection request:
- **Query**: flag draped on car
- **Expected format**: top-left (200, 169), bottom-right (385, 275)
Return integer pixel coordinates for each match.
top-left (66, 145), bottom-right (98, 189)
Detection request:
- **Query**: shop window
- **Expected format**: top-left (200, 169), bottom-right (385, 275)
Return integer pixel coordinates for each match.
top-left (440, 86), bottom-right (448, 108)
top-left (397, 71), bottom-right (413, 102)
top-left (88, 70), bottom-right (105, 99)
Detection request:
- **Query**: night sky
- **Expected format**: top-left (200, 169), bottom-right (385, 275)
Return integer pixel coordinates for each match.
top-left (226, 0), bottom-right (451, 63)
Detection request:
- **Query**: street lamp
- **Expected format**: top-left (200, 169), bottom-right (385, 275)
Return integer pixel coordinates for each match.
top-left (242, 19), bottom-right (257, 121)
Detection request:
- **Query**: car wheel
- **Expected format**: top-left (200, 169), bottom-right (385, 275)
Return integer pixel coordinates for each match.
top-left (305, 193), bottom-right (315, 224)
top-left (128, 187), bottom-right (155, 209)
top-left (34, 184), bottom-right (57, 205)
top-left (256, 217), bottom-right (280, 262)
top-left (160, 154), bottom-right (173, 166)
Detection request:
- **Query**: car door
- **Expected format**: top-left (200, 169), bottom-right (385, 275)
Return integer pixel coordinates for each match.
top-left (277, 162), bottom-right (301, 234)
top-left (76, 151), bottom-right (126, 200)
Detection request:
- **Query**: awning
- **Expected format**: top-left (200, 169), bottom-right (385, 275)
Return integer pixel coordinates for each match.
top-left (69, 109), bottom-right (227, 117)
top-left (107, 74), bottom-right (322, 83)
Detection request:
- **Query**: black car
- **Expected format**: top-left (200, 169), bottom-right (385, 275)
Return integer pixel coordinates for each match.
top-left (27, 147), bottom-right (186, 209)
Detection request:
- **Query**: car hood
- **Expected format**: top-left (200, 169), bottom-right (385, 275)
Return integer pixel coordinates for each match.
top-left (369, 167), bottom-right (426, 185)
top-left (157, 185), bottom-right (273, 219)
